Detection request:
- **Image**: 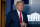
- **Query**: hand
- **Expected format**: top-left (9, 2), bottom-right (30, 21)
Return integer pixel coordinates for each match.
top-left (20, 21), bottom-right (27, 27)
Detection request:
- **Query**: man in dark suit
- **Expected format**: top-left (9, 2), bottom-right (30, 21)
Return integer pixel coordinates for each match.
top-left (5, 1), bottom-right (31, 27)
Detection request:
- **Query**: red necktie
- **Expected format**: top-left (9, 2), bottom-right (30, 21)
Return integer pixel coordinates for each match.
top-left (20, 12), bottom-right (22, 23)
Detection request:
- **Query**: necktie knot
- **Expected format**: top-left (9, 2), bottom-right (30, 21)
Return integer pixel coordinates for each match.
top-left (20, 12), bottom-right (21, 16)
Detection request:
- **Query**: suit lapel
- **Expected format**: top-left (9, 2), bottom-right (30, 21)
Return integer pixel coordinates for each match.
top-left (22, 12), bottom-right (25, 22)
top-left (15, 10), bottom-right (25, 22)
top-left (15, 10), bottom-right (20, 22)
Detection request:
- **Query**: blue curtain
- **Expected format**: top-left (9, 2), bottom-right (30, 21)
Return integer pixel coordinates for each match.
top-left (11, 0), bottom-right (14, 11)
top-left (6, 0), bottom-right (11, 15)
top-left (6, 0), bottom-right (14, 15)
top-left (22, 0), bottom-right (29, 4)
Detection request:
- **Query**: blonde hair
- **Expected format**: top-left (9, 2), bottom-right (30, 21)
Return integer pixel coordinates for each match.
top-left (16, 1), bottom-right (24, 5)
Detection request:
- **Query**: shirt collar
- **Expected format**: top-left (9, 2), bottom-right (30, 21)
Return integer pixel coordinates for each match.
top-left (17, 9), bottom-right (22, 15)
top-left (17, 9), bottom-right (20, 14)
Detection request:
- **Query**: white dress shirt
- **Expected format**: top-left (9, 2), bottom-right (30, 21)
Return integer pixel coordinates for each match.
top-left (17, 9), bottom-right (23, 21)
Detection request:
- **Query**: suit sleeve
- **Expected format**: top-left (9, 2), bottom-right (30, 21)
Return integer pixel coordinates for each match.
top-left (5, 13), bottom-right (12, 27)
top-left (25, 15), bottom-right (32, 27)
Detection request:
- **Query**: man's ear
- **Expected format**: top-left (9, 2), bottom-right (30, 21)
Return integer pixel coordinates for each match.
top-left (16, 6), bottom-right (17, 8)
top-left (16, 5), bottom-right (18, 9)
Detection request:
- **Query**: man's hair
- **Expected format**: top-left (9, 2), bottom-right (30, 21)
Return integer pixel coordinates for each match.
top-left (16, 1), bottom-right (24, 5)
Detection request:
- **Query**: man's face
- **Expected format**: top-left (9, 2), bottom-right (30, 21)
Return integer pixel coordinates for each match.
top-left (16, 3), bottom-right (24, 12)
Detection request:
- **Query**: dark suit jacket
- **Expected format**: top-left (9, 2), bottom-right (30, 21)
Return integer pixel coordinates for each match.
top-left (5, 10), bottom-right (31, 27)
